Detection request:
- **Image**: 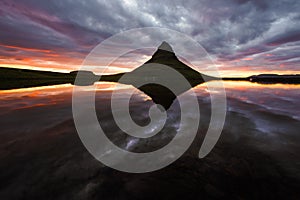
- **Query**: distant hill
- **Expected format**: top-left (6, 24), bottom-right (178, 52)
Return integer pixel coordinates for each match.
top-left (0, 67), bottom-right (70, 79)
top-left (248, 74), bottom-right (300, 84)
top-left (0, 67), bottom-right (99, 89)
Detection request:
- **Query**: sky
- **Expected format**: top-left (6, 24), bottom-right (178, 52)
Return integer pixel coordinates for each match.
top-left (0, 0), bottom-right (299, 76)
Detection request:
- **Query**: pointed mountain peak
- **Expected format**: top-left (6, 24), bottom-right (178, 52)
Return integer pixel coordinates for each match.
top-left (158, 41), bottom-right (173, 52)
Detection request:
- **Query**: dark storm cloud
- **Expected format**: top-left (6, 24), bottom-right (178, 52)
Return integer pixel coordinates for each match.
top-left (0, 0), bottom-right (299, 71)
top-left (266, 29), bottom-right (300, 46)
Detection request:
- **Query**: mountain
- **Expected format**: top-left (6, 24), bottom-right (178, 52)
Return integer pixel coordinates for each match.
top-left (119, 41), bottom-right (215, 86)
top-left (114, 41), bottom-right (216, 109)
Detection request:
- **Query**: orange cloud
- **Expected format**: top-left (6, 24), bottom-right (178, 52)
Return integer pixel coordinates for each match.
top-left (242, 57), bottom-right (253, 61)
top-left (1, 44), bottom-right (52, 53)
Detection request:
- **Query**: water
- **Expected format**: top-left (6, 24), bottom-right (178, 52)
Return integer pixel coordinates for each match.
top-left (0, 81), bottom-right (300, 199)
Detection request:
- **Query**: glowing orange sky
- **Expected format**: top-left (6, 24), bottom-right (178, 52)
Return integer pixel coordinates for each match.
top-left (1, 41), bottom-right (299, 77)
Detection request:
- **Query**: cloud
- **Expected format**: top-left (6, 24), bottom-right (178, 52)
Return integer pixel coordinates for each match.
top-left (0, 0), bottom-right (299, 74)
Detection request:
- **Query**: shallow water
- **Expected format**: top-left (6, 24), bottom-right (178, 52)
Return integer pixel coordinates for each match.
top-left (0, 81), bottom-right (300, 199)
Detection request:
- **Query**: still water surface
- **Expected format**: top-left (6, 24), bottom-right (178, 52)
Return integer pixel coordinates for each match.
top-left (0, 81), bottom-right (299, 199)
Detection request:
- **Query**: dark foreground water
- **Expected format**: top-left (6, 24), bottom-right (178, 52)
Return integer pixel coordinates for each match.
top-left (0, 81), bottom-right (299, 199)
